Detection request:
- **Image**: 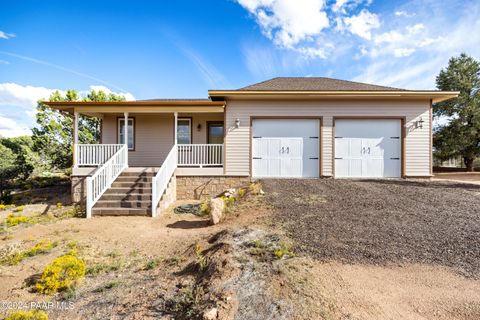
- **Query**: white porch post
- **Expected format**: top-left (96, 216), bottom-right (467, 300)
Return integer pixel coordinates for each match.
top-left (174, 112), bottom-right (178, 146)
top-left (124, 112), bottom-right (129, 167)
top-left (73, 111), bottom-right (79, 168)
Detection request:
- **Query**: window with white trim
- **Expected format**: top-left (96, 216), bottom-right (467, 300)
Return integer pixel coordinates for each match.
top-left (177, 118), bottom-right (191, 144)
top-left (118, 118), bottom-right (134, 150)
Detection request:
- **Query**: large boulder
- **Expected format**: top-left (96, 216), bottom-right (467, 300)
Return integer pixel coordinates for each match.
top-left (209, 198), bottom-right (225, 225)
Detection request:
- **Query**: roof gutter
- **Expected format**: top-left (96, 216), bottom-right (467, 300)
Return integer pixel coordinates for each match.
top-left (208, 90), bottom-right (460, 103)
top-left (43, 100), bottom-right (225, 107)
top-left (42, 100), bottom-right (226, 115)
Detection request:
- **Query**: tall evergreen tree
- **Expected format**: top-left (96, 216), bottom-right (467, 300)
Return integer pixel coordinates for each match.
top-left (434, 53), bottom-right (480, 171)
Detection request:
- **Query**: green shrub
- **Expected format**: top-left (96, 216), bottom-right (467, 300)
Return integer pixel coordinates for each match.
top-left (144, 257), bottom-right (161, 270)
top-left (36, 252), bottom-right (85, 294)
top-left (0, 204), bottom-right (15, 210)
top-left (163, 256), bottom-right (180, 267)
top-left (273, 242), bottom-right (294, 259)
top-left (2, 240), bottom-right (56, 266)
top-left (221, 196), bottom-right (236, 207)
top-left (5, 310), bottom-right (48, 320)
top-left (237, 188), bottom-right (246, 198)
top-left (86, 259), bottom-right (124, 276)
top-left (13, 206), bottom-right (24, 212)
top-left (194, 243), bottom-right (208, 271)
top-left (248, 182), bottom-right (263, 195)
top-left (249, 239), bottom-right (268, 256)
top-left (93, 280), bottom-right (121, 293)
top-left (165, 285), bottom-right (206, 318)
top-left (4, 213), bottom-right (31, 227)
top-left (198, 201), bottom-right (210, 216)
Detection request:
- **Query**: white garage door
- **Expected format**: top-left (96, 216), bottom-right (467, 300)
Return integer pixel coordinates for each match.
top-left (335, 119), bottom-right (401, 178)
top-left (252, 119), bottom-right (319, 178)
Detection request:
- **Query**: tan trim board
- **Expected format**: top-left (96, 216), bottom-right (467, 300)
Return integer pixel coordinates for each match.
top-left (75, 106), bottom-right (225, 114)
top-left (429, 99), bottom-right (433, 176)
top-left (206, 121), bottom-right (224, 144)
top-left (45, 100), bottom-right (225, 106)
top-left (223, 102), bottom-right (227, 175)
top-left (208, 90), bottom-right (459, 103)
top-left (249, 116), bottom-right (323, 178)
top-left (332, 116), bottom-right (406, 178)
top-left (116, 116), bottom-right (136, 152)
top-left (177, 117), bottom-right (193, 144)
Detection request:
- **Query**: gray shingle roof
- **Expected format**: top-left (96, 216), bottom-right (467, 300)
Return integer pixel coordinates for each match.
top-left (238, 77), bottom-right (405, 91)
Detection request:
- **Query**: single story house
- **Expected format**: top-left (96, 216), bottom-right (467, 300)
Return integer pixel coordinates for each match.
top-left (44, 77), bottom-right (458, 218)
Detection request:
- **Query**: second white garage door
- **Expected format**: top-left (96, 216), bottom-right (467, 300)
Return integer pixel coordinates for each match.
top-left (252, 119), bottom-right (320, 178)
top-left (335, 119), bottom-right (402, 178)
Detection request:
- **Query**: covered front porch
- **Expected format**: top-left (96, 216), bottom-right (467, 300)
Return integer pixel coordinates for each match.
top-left (68, 100), bottom-right (226, 175)
top-left (74, 112), bottom-right (225, 175)
top-left (46, 99), bottom-right (226, 218)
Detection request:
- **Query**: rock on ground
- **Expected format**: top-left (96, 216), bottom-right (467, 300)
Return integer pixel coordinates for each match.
top-left (209, 198), bottom-right (224, 225)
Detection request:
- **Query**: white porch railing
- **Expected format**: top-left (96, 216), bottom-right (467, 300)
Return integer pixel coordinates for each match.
top-left (151, 145), bottom-right (178, 217)
top-left (86, 145), bottom-right (128, 218)
top-left (177, 144), bottom-right (223, 167)
top-left (76, 144), bottom-right (124, 166)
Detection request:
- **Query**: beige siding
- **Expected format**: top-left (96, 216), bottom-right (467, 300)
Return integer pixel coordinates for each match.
top-left (178, 113), bottom-right (224, 144)
top-left (225, 99), bottom-right (431, 177)
top-left (102, 113), bottom-right (224, 167)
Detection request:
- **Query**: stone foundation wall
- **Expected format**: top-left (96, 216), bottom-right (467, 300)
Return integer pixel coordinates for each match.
top-left (176, 176), bottom-right (251, 200)
top-left (71, 175), bottom-right (87, 207)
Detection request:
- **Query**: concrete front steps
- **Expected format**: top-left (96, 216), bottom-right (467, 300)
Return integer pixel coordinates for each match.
top-left (92, 168), bottom-right (158, 216)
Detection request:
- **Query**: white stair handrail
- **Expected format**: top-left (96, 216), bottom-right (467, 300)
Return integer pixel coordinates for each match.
top-left (151, 144), bottom-right (178, 217)
top-left (86, 144), bottom-right (128, 218)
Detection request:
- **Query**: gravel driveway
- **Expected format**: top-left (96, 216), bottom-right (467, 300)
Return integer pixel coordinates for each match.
top-left (263, 179), bottom-right (480, 278)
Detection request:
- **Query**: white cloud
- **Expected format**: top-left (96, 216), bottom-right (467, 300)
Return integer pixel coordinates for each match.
top-left (0, 83), bottom-right (61, 110)
top-left (236, 0), bottom-right (329, 49)
top-left (88, 85), bottom-right (135, 101)
top-left (393, 48), bottom-right (415, 57)
top-left (0, 59), bottom-right (9, 65)
top-left (0, 31), bottom-right (15, 40)
top-left (0, 83), bottom-right (136, 137)
top-left (343, 9), bottom-right (380, 40)
top-left (0, 115), bottom-right (30, 137)
top-left (236, 0), bottom-right (480, 91)
top-left (353, 4), bottom-right (480, 90)
top-left (366, 23), bottom-right (442, 58)
top-left (332, 0), bottom-right (349, 13)
top-left (333, 0), bottom-right (372, 14)
top-left (394, 10), bottom-right (414, 17)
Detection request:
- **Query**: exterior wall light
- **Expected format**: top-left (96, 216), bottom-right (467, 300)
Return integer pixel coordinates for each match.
top-left (197, 123), bottom-right (202, 132)
top-left (415, 117), bottom-right (424, 129)
top-left (235, 118), bottom-right (240, 128)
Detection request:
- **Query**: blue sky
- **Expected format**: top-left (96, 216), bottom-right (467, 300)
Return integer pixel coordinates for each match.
top-left (1, 0), bottom-right (479, 136)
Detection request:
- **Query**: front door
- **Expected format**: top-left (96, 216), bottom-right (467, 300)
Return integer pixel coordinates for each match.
top-left (207, 122), bottom-right (224, 165)
top-left (207, 122), bottom-right (224, 144)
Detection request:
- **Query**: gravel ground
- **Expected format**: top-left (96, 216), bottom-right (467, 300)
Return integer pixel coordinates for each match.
top-left (263, 179), bottom-right (480, 278)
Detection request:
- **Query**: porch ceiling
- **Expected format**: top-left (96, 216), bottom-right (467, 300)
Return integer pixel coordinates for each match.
top-left (43, 100), bottom-right (225, 117)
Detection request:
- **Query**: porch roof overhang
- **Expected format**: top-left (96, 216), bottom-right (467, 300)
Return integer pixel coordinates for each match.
top-left (43, 100), bottom-right (225, 117)
top-left (208, 90), bottom-right (460, 103)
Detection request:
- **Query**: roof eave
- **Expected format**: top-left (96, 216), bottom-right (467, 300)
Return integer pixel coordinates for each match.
top-left (208, 90), bottom-right (459, 103)
top-left (43, 100), bottom-right (225, 107)
top-left (42, 100), bottom-right (226, 115)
